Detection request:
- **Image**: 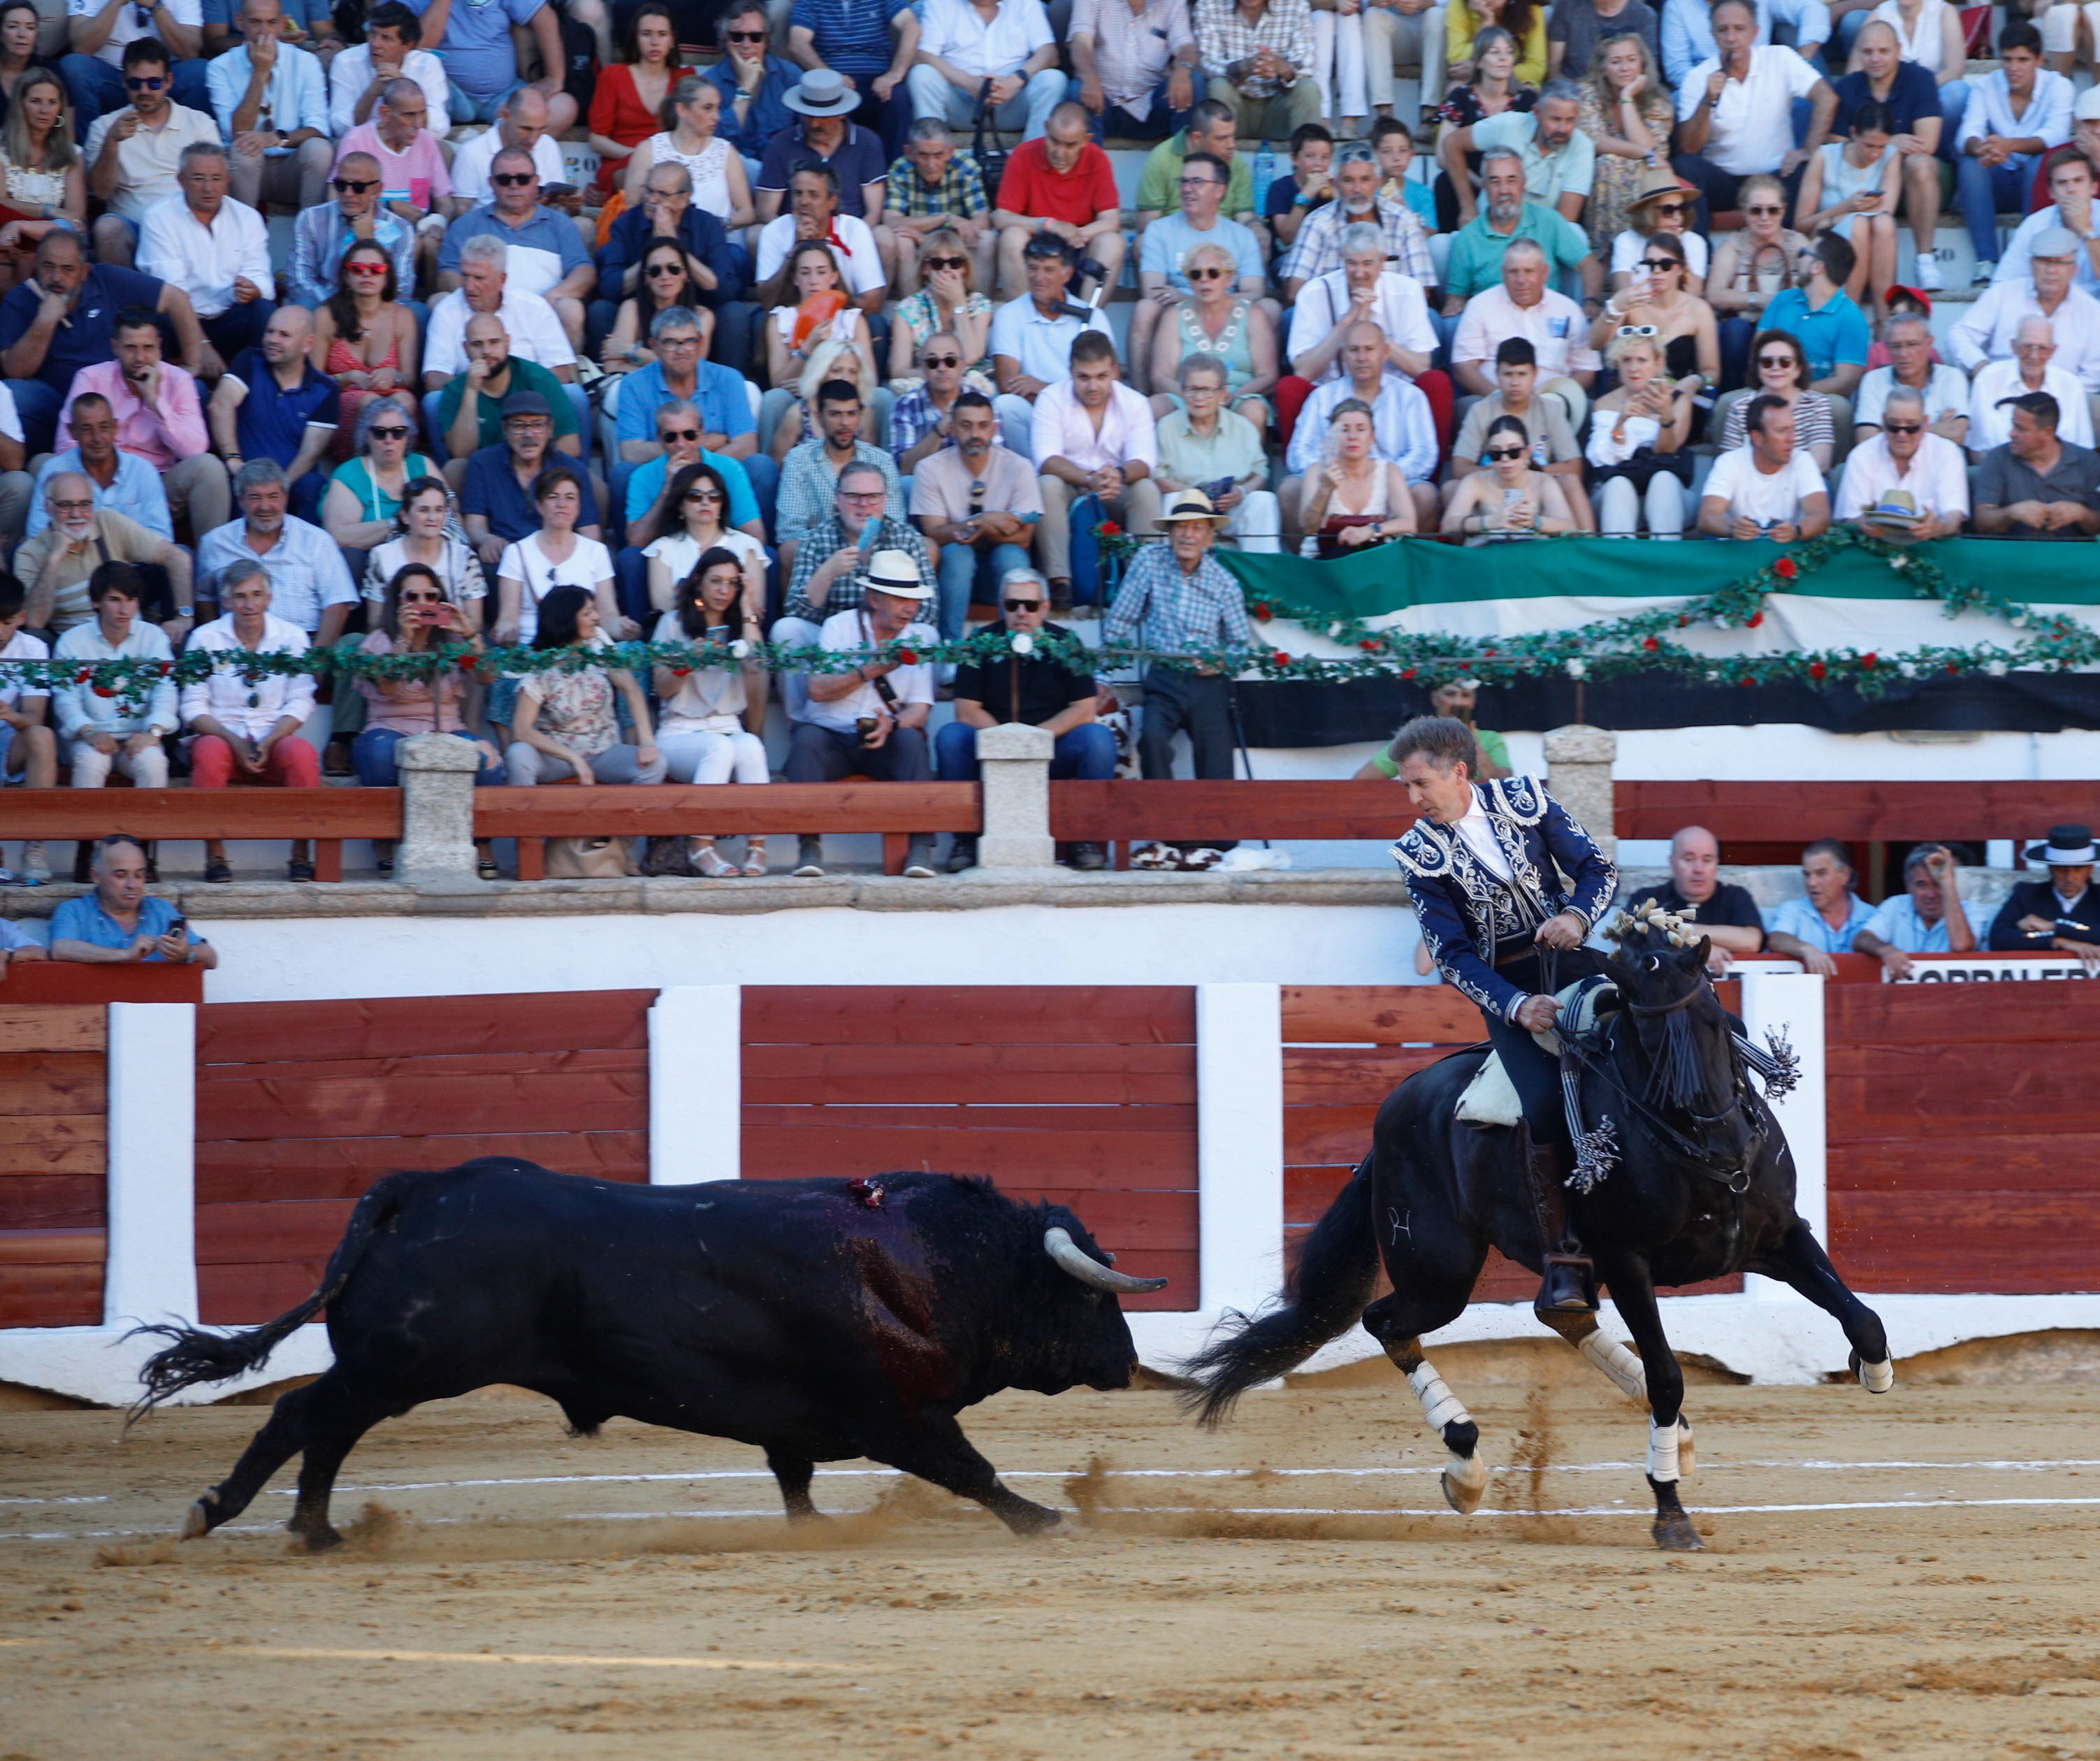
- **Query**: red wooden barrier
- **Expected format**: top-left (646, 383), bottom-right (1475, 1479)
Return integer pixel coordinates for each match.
top-left (193, 991), bottom-right (653, 1321)
top-left (1050, 780), bottom-right (1416, 867)
top-left (1, 788), bottom-right (399, 883)
top-left (0, 963), bottom-right (203, 1003)
top-left (741, 987), bottom-right (1197, 1309)
top-left (0, 1005), bottom-right (106, 1327)
top-left (1615, 780), bottom-right (2099, 843)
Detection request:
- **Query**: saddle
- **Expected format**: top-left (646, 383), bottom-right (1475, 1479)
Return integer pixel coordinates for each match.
top-left (1455, 976), bottom-right (1620, 1130)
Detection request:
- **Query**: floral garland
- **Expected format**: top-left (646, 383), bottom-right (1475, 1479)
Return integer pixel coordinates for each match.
top-left (3, 530), bottom-right (2094, 703)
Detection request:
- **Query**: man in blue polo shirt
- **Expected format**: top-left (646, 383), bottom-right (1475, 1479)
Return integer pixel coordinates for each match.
top-left (437, 146), bottom-right (595, 349)
top-left (1765, 836), bottom-right (1877, 975)
top-left (611, 305), bottom-right (772, 521)
top-left (461, 390), bottom-right (604, 567)
top-left (1761, 233), bottom-right (1871, 404)
top-left (49, 834), bottom-right (217, 968)
top-left (205, 304), bottom-right (340, 520)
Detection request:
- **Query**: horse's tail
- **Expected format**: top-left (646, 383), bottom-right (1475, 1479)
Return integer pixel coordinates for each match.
top-left (1178, 1150), bottom-right (1381, 1428)
top-left (125, 1171), bottom-right (414, 1422)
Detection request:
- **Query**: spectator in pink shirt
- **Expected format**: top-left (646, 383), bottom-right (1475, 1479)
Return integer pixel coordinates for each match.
top-left (332, 75), bottom-right (451, 287)
top-left (60, 306), bottom-right (231, 539)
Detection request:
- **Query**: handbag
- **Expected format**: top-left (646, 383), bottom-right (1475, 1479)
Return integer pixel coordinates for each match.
top-left (1065, 492), bottom-right (1123, 608)
top-left (545, 836), bottom-right (632, 879)
top-left (971, 86), bottom-right (1009, 212)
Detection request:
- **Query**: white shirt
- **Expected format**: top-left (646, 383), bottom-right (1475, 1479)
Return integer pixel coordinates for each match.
top-left (1029, 378), bottom-right (1159, 473)
top-left (1995, 204), bottom-right (2100, 295)
top-left (136, 194), bottom-right (275, 318)
top-left (1451, 796), bottom-right (1513, 880)
top-left (423, 289), bottom-right (577, 377)
top-left (1287, 270), bottom-right (1437, 384)
top-left (1869, 0), bottom-right (1947, 68)
top-left (1702, 443), bottom-right (1829, 524)
top-left (1855, 361), bottom-right (1971, 429)
top-left (1955, 66), bottom-right (2073, 155)
top-left (70, 0), bottom-right (200, 66)
top-left (753, 213), bottom-right (886, 298)
top-left (449, 128), bottom-right (567, 205)
top-left (328, 44), bottom-right (451, 137)
top-left (179, 611), bottom-right (319, 741)
top-left (1833, 430), bottom-right (1970, 521)
top-left (1967, 356), bottom-right (2096, 449)
top-left (1453, 284), bottom-right (1602, 379)
top-left (915, 0), bottom-right (1055, 78)
top-left (1948, 280), bottom-right (2100, 386)
top-left (1611, 229), bottom-right (1711, 281)
top-left (643, 527), bottom-right (765, 587)
top-left (0, 628), bottom-right (46, 713)
top-left (1675, 45), bottom-right (1825, 178)
top-left (805, 607), bottom-right (938, 734)
top-left (497, 533), bottom-right (615, 646)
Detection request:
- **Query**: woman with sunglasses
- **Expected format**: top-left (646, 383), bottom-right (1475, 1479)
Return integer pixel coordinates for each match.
top-left (1584, 328), bottom-right (1692, 537)
top-left (360, 475), bottom-right (487, 630)
top-left (0, 67), bottom-right (79, 286)
top-left (602, 239), bottom-right (710, 374)
top-left (324, 399), bottom-right (440, 567)
top-left (1581, 46), bottom-right (1686, 262)
top-left (765, 238), bottom-right (878, 454)
top-left (887, 225), bottom-right (991, 386)
top-left (1442, 412), bottom-right (1579, 540)
top-left (505, 584), bottom-right (666, 790)
top-left (1610, 164), bottom-right (1709, 295)
top-left (587, 3), bottom-right (685, 199)
top-left (1149, 240), bottom-right (1280, 441)
top-left (1716, 327), bottom-right (1837, 471)
top-left (623, 73), bottom-right (751, 228)
top-left (310, 238), bottom-right (419, 461)
top-left (354, 563), bottom-right (505, 875)
top-left (1795, 101), bottom-right (1900, 314)
top-left (642, 458), bottom-right (765, 614)
top-left (651, 547), bottom-right (769, 876)
top-left (1298, 399), bottom-right (1417, 555)
top-left (1589, 233), bottom-right (1717, 397)
top-left (1707, 173), bottom-right (1811, 386)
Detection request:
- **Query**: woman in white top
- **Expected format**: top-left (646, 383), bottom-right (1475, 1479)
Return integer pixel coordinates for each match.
top-left (1795, 101), bottom-right (1899, 311)
top-left (1442, 412), bottom-right (1579, 540)
top-left (1609, 165), bottom-right (1710, 295)
top-left (644, 458), bottom-right (768, 727)
top-left (1856, 0), bottom-right (1967, 86)
top-left (623, 74), bottom-right (752, 229)
top-left (1584, 329), bottom-right (1693, 537)
top-left (1297, 400), bottom-right (1416, 555)
top-left (0, 69), bottom-right (81, 284)
top-left (360, 476), bottom-right (488, 627)
top-left (651, 548), bottom-right (769, 876)
top-left (493, 465), bottom-right (621, 647)
top-left (765, 238), bottom-right (879, 456)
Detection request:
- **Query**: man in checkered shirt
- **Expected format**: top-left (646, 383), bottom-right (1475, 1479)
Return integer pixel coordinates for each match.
top-left (883, 117), bottom-right (994, 294)
top-left (1281, 143), bottom-right (1435, 300)
top-left (1194, 0), bottom-right (1321, 141)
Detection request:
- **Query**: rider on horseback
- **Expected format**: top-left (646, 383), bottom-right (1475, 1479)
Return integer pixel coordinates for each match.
top-left (1387, 716), bottom-right (1618, 1318)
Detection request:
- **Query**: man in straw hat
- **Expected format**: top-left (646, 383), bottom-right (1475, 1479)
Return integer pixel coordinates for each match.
top-left (1989, 825), bottom-right (2100, 971)
top-left (1832, 384), bottom-right (1969, 539)
top-left (755, 67), bottom-right (891, 226)
top-left (1102, 486), bottom-right (1250, 873)
top-left (786, 547), bottom-right (941, 880)
top-left (1388, 713), bottom-right (1618, 1316)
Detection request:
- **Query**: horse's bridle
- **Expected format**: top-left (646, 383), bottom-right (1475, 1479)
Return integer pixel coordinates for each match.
top-left (1570, 977), bottom-right (1763, 1187)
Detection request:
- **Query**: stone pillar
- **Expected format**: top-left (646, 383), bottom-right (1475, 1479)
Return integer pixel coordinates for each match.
top-left (395, 732), bottom-right (484, 878)
top-left (975, 720), bottom-right (1056, 869)
top-left (1543, 724), bottom-right (1618, 860)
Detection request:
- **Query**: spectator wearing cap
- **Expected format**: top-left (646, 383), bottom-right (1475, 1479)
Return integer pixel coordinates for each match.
top-left (1066, 0), bottom-right (1199, 144)
top-left (910, 389), bottom-right (1043, 641)
top-left (49, 836), bottom-right (215, 969)
top-left (1453, 236), bottom-right (1602, 431)
top-left (908, 0), bottom-right (1065, 145)
top-left (434, 312), bottom-right (584, 483)
top-left (1626, 824), bottom-right (1767, 972)
top-left (1764, 838), bottom-right (1876, 975)
top-left (1855, 843), bottom-right (1987, 978)
top-left (1955, 19), bottom-right (2071, 285)
top-left (1951, 226), bottom-right (2100, 395)
top-left (754, 67), bottom-right (890, 228)
top-left (180, 557), bottom-right (324, 884)
top-left (1103, 487), bottom-right (1250, 870)
top-left (1973, 391), bottom-right (2100, 537)
top-left (1855, 308), bottom-right (1969, 447)
top-left (463, 390), bottom-right (607, 579)
top-left (990, 101), bottom-right (1124, 300)
top-left (1031, 330), bottom-right (1161, 611)
top-left (786, 546), bottom-right (941, 880)
top-left (1990, 825), bottom-right (2100, 971)
top-left (1670, 0), bottom-right (1836, 224)
top-left (1697, 391), bottom-right (1832, 538)
top-left (421, 233), bottom-right (581, 439)
top-left (1833, 384), bottom-right (1969, 537)
top-left (990, 233), bottom-right (1113, 455)
top-left (936, 565), bottom-right (1111, 873)
top-left (1968, 315), bottom-right (2095, 454)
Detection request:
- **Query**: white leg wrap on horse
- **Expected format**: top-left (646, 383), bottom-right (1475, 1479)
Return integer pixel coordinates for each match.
top-left (1578, 1328), bottom-right (1648, 1404)
top-left (1857, 1356), bottom-right (1895, 1394)
top-left (1676, 1416), bottom-right (1695, 1479)
top-left (1408, 1362), bottom-right (1472, 1434)
top-left (1647, 1416), bottom-right (1682, 1484)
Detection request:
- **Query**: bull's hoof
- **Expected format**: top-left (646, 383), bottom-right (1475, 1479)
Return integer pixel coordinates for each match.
top-left (1652, 1510), bottom-right (1704, 1552)
top-left (180, 1496), bottom-right (215, 1541)
top-left (1441, 1454), bottom-right (1489, 1516)
top-left (1677, 1417), bottom-right (1696, 1479)
top-left (1851, 1351), bottom-right (1895, 1394)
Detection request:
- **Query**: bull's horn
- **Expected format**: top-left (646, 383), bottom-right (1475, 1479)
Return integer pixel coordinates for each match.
top-left (1045, 1226), bottom-right (1168, 1293)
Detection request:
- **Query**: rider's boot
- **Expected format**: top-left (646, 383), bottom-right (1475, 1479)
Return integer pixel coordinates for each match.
top-left (1522, 1124), bottom-right (1598, 1318)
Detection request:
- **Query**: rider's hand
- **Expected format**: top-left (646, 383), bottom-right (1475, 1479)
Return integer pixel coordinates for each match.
top-left (1514, 994), bottom-right (1559, 1033)
top-left (1534, 911), bottom-right (1586, 950)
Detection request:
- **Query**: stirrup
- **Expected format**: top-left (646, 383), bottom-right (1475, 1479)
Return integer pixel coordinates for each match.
top-left (1535, 1250), bottom-right (1599, 1317)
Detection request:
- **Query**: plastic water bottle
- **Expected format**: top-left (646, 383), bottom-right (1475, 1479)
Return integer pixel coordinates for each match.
top-left (1252, 143), bottom-right (1277, 215)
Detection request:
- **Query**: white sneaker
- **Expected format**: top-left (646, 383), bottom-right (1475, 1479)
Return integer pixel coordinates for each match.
top-left (1911, 252), bottom-right (1942, 291)
top-left (1972, 259), bottom-right (1997, 287)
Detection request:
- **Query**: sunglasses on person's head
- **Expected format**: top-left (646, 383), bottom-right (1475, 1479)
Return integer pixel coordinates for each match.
top-left (922, 254), bottom-right (966, 272)
top-left (660, 426), bottom-right (700, 441)
top-left (1003, 597), bottom-right (1043, 611)
top-left (125, 74), bottom-right (165, 90)
top-left (1486, 444), bottom-right (1526, 461)
top-left (922, 352), bottom-right (960, 368)
top-left (1187, 266), bottom-right (1228, 280)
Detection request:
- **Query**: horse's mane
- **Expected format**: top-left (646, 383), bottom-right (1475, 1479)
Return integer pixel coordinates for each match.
top-left (1604, 901), bottom-right (1718, 1111)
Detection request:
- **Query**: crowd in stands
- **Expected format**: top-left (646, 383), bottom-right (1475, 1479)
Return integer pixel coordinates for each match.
top-left (1, 0), bottom-right (2099, 887)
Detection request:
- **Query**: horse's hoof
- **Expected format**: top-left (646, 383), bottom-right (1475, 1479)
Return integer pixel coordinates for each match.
top-left (1677, 1417), bottom-right (1695, 1479)
top-left (290, 1523), bottom-right (343, 1553)
top-left (1851, 1351), bottom-right (1895, 1394)
top-left (180, 1498), bottom-right (213, 1541)
top-left (1652, 1511), bottom-right (1705, 1552)
top-left (1442, 1454), bottom-right (1489, 1516)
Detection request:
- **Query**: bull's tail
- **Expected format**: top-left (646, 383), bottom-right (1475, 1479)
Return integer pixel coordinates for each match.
top-left (1178, 1150), bottom-right (1381, 1428)
top-left (126, 1172), bottom-right (414, 1421)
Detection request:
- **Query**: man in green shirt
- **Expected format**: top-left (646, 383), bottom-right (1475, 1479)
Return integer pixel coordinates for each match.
top-left (1439, 149), bottom-right (1600, 311)
top-left (435, 312), bottom-right (583, 475)
top-left (1359, 680), bottom-right (1510, 778)
top-left (1134, 99), bottom-right (1260, 237)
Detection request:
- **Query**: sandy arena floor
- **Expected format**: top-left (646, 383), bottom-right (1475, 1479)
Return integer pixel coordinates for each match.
top-left (2, 1339), bottom-right (2098, 1760)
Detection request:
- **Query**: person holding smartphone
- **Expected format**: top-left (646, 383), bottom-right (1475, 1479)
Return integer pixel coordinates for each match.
top-left (49, 833), bottom-right (217, 965)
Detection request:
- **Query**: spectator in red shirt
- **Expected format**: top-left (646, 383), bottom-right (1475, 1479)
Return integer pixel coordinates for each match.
top-left (991, 100), bottom-right (1126, 298)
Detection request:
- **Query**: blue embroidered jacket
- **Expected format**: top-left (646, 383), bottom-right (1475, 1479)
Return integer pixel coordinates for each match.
top-left (1391, 776), bottom-right (1618, 1024)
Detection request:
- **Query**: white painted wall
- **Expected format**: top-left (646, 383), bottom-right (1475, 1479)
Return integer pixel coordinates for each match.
top-left (1196, 985), bottom-right (1285, 1314)
top-left (649, 986), bottom-right (741, 1185)
top-left (103, 1004), bottom-right (197, 1331)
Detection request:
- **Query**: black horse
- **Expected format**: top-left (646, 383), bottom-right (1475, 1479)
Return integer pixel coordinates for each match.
top-left (1185, 911), bottom-right (1895, 1550)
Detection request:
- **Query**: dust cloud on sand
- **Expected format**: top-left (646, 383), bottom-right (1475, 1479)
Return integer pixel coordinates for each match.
top-left (3, 1342), bottom-right (2099, 1759)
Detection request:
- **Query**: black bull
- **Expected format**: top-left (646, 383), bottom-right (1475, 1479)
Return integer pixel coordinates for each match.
top-left (133, 1159), bottom-right (1166, 1548)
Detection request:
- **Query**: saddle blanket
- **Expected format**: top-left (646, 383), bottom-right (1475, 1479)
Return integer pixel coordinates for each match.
top-left (1455, 976), bottom-right (1618, 1129)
